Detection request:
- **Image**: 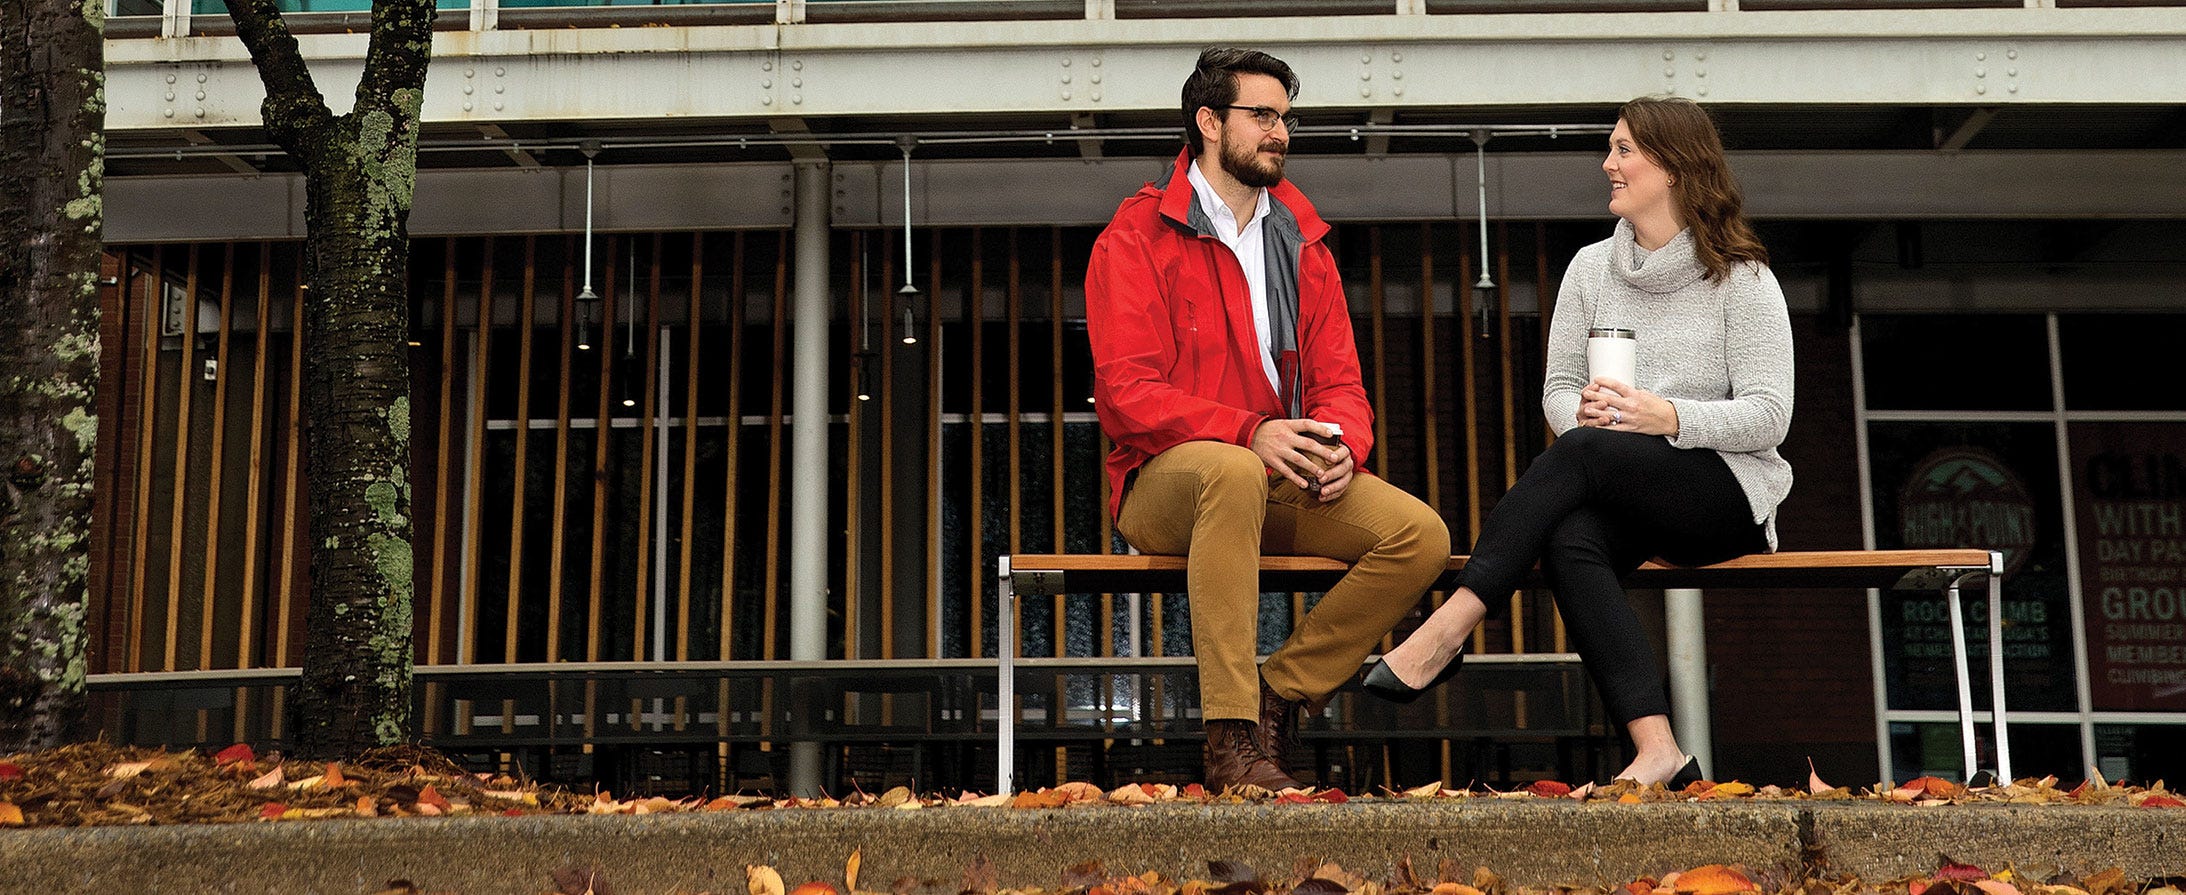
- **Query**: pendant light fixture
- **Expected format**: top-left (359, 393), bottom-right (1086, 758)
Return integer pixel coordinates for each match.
top-left (575, 141), bottom-right (601, 351)
top-left (620, 237), bottom-right (638, 408)
top-left (1470, 130), bottom-right (1496, 339)
top-left (896, 135), bottom-right (921, 345)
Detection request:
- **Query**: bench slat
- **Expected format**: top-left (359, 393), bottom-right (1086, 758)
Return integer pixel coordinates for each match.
top-left (1003, 549), bottom-right (1996, 595)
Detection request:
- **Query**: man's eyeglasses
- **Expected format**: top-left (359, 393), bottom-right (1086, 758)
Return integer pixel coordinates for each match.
top-left (1215, 104), bottom-right (1300, 133)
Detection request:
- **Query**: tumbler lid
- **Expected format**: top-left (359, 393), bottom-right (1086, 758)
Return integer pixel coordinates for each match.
top-left (1587, 327), bottom-right (1636, 339)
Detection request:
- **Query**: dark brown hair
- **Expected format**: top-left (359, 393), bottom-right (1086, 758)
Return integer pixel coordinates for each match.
top-left (1617, 96), bottom-right (1769, 282)
top-left (1180, 47), bottom-right (1298, 159)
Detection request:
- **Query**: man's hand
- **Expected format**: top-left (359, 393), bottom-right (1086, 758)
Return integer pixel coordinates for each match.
top-left (1251, 419), bottom-right (1348, 498)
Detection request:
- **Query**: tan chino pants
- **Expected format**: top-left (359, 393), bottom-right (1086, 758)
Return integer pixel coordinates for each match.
top-left (1115, 440), bottom-right (1451, 721)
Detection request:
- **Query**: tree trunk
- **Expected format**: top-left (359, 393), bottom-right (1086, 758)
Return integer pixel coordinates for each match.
top-left (0, 0), bottom-right (106, 752)
top-left (224, 0), bottom-right (433, 757)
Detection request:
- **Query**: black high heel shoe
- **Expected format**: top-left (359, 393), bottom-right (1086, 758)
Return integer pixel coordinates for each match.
top-left (1361, 644), bottom-right (1467, 704)
top-left (1667, 755), bottom-right (1705, 789)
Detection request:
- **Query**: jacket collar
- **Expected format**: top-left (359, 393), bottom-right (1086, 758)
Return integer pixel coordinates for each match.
top-left (1152, 148), bottom-right (1329, 243)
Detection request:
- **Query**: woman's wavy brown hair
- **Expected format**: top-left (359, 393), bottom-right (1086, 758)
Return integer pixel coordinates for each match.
top-left (1618, 96), bottom-right (1769, 282)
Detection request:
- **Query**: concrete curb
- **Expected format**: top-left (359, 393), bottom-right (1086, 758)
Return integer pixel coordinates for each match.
top-left (1, 802), bottom-right (2179, 895)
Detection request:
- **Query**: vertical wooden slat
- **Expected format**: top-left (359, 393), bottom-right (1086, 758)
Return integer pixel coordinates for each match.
top-left (276, 254), bottom-right (305, 669)
top-left (1051, 230), bottom-right (1086, 655)
top-left (925, 230), bottom-right (943, 659)
top-left (548, 237), bottom-right (576, 663)
top-left (505, 237), bottom-right (537, 663)
top-left (126, 248), bottom-right (160, 673)
top-left (162, 244), bottom-right (201, 672)
top-left (879, 237), bottom-right (896, 661)
top-left (1369, 228), bottom-right (1387, 480)
top-left (634, 234), bottom-right (664, 662)
top-left (238, 246), bottom-right (273, 671)
top-left (763, 232), bottom-right (788, 662)
top-left (1496, 225), bottom-right (1525, 652)
top-left (459, 237), bottom-right (497, 664)
top-left (676, 233), bottom-right (704, 661)
top-left (1537, 223), bottom-right (1567, 653)
top-left (967, 228), bottom-right (985, 660)
top-left (1457, 225), bottom-right (1486, 659)
top-left (720, 233), bottom-right (745, 662)
top-left (586, 237), bottom-right (620, 662)
top-left (198, 244), bottom-right (236, 669)
top-left (428, 242), bottom-right (460, 666)
top-left (844, 232), bottom-right (863, 661)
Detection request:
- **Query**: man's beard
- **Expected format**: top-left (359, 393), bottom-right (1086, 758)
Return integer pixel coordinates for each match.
top-left (1219, 131), bottom-right (1286, 188)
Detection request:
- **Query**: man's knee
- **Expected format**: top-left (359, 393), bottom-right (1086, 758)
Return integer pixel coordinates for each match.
top-left (1384, 498), bottom-right (1453, 565)
top-left (1180, 442), bottom-right (1269, 503)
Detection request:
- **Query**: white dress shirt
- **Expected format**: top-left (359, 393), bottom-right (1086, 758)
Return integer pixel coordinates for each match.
top-left (1186, 160), bottom-right (1281, 395)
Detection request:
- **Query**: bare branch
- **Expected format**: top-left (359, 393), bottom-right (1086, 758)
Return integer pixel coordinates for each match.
top-left (356, 0), bottom-right (440, 116)
top-left (222, 0), bottom-right (333, 162)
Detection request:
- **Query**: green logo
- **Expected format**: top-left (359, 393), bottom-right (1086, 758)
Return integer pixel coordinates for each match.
top-left (1898, 448), bottom-right (2037, 575)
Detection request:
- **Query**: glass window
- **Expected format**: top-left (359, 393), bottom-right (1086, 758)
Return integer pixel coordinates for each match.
top-left (2059, 313), bottom-right (2186, 411)
top-left (1870, 421), bottom-right (2076, 712)
top-left (1862, 315), bottom-right (2052, 412)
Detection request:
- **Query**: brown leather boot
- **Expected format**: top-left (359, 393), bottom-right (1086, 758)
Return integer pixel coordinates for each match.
top-left (1257, 678), bottom-right (1302, 779)
top-left (1203, 719), bottom-right (1303, 792)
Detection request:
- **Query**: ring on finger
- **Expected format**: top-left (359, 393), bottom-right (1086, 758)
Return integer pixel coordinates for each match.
top-left (1611, 408), bottom-right (1623, 426)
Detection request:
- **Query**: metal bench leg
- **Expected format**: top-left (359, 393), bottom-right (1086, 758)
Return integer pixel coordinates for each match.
top-left (996, 557), bottom-right (1015, 795)
top-left (1985, 551), bottom-right (2012, 782)
top-left (1944, 574), bottom-right (1980, 781)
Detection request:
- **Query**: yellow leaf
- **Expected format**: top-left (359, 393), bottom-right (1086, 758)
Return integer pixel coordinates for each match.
top-left (748, 865), bottom-right (787, 895)
top-left (289, 774), bottom-right (327, 792)
top-left (1704, 782), bottom-right (1755, 799)
top-left (480, 790), bottom-right (539, 806)
top-left (846, 848), bottom-right (862, 894)
top-left (0, 801), bottom-right (23, 825)
top-left (1674, 865), bottom-right (1758, 895)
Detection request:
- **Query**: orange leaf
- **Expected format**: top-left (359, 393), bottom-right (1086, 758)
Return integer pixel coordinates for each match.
top-left (259, 801), bottom-right (288, 820)
top-left (1909, 880), bottom-right (1929, 895)
top-left (1182, 783), bottom-right (1208, 799)
top-left (355, 796), bottom-right (377, 817)
top-left (1011, 790), bottom-right (1066, 809)
top-left (1673, 865), bottom-right (1757, 895)
top-left (1910, 776), bottom-right (1969, 800)
top-left (1430, 884), bottom-right (1483, 895)
top-left (790, 883), bottom-right (838, 895)
top-left (322, 763), bottom-right (346, 788)
top-left (213, 743), bottom-right (255, 767)
top-left (1527, 780), bottom-right (1572, 798)
top-left (1625, 881), bottom-right (1656, 895)
top-left (417, 784), bottom-right (452, 812)
top-left (0, 761), bottom-right (21, 781)
top-left (1618, 792), bottom-right (1643, 804)
top-left (0, 801), bottom-right (23, 825)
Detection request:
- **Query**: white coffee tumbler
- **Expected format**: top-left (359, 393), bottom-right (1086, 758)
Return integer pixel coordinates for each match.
top-left (1587, 327), bottom-right (1637, 387)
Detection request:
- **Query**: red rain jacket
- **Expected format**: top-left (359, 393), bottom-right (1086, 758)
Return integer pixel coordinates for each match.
top-left (1087, 149), bottom-right (1374, 519)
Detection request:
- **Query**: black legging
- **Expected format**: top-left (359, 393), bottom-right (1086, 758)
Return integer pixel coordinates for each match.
top-left (1459, 426), bottom-right (1768, 724)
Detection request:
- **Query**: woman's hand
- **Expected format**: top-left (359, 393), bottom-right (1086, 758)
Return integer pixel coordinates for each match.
top-left (1579, 377), bottom-right (1680, 437)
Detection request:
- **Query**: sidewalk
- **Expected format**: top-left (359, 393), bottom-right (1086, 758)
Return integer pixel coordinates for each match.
top-left (4, 799), bottom-right (2180, 895)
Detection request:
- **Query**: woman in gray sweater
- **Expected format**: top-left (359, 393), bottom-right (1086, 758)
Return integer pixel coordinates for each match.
top-left (1364, 96), bottom-right (1794, 788)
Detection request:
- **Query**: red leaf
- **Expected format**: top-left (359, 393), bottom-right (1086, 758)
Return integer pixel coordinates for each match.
top-left (2066, 780), bottom-right (2090, 799)
top-left (1313, 789), bottom-right (1350, 804)
top-left (259, 802), bottom-right (287, 820)
top-left (1182, 783), bottom-right (1208, 799)
top-left (1909, 881), bottom-right (1929, 895)
top-left (417, 784), bottom-right (452, 812)
top-left (503, 807), bottom-right (525, 816)
top-left (1527, 780), bottom-right (1573, 798)
top-left (1274, 792), bottom-right (1313, 804)
top-left (2141, 794), bottom-right (2185, 809)
top-left (1935, 860), bottom-right (1986, 881)
top-left (0, 762), bottom-right (22, 781)
top-left (213, 743), bottom-right (256, 767)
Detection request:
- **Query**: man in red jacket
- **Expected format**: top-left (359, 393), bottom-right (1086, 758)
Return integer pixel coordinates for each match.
top-left (1086, 48), bottom-right (1451, 791)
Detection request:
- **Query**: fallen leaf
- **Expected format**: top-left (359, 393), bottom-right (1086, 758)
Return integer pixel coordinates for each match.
top-left (1061, 862), bottom-right (1108, 890)
top-left (248, 765), bottom-right (285, 789)
top-left (1012, 789), bottom-right (1066, 809)
top-left (2082, 869), bottom-right (2128, 895)
top-left (1208, 861), bottom-right (1260, 884)
top-left (258, 801), bottom-right (287, 821)
top-left (213, 743), bottom-right (255, 767)
top-left (877, 786), bottom-right (915, 808)
top-left (2137, 794), bottom-right (2185, 809)
top-left (1429, 884), bottom-right (1483, 895)
top-left (356, 795), bottom-right (378, 817)
top-left (847, 849), bottom-right (862, 894)
top-left (322, 763), bottom-right (346, 788)
top-left (1108, 784), bottom-right (1155, 806)
top-left (1936, 859), bottom-right (1986, 882)
top-left (1054, 781), bottom-right (1106, 803)
top-left (748, 865), bottom-right (787, 895)
top-left (790, 882), bottom-right (838, 895)
top-left (0, 762), bottom-right (20, 780)
top-left (957, 793), bottom-right (1010, 808)
top-left (1313, 789), bottom-right (1350, 804)
top-left (554, 866), bottom-right (618, 895)
top-left (0, 802), bottom-right (22, 825)
top-left (1295, 880), bottom-right (1347, 895)
top-left (417, 784), bottom-right (452, 812)
top-left (1526, 780), bottom-right (1571, 798)
top-left (1807, 757), bottom-right (1831, 793)
top-left (963, 855), bottom-right (997, 895)
top-left (106, 761), bottom-right (152, 779)
top-left (1974, 881), bottom-right (2022, 895)
top-left (1703, 782), bottom-right (1755, 800)
top-left (1401, 781), bottom-right (1443, 798)
top-left (1674, 865), bottom-right (1758, 895)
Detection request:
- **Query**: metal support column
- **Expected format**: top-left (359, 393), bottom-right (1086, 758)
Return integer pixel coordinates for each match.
top-left (788, 160), bottom-right (830, 796)
top-left (1664, 588), bottom-right (1712, 777)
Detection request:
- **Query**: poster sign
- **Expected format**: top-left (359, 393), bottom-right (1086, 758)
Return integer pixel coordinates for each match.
top-left (2070, 423), bottom-right (2186, 712)
top-left (1898, 448), bottom-right (2038, 575)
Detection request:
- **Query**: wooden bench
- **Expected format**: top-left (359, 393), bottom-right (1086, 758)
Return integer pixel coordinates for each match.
top-left (995, 549), bottom-right (2005, 793)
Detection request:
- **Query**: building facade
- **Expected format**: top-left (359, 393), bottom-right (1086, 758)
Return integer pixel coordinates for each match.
top-left (89, 0), bottom-right (2186, 794)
